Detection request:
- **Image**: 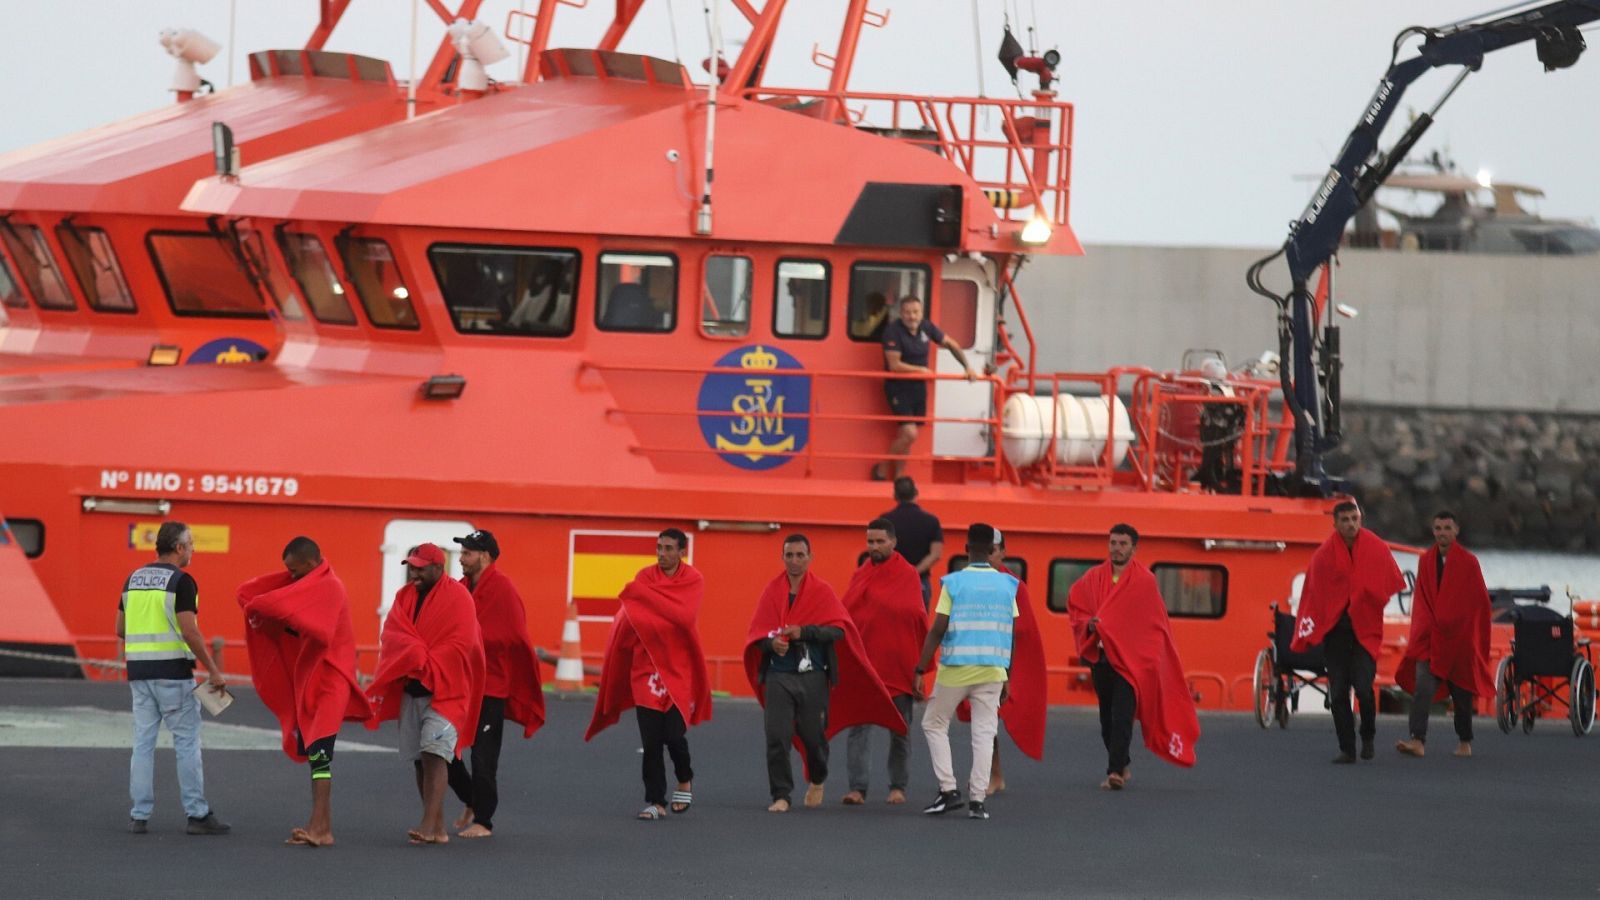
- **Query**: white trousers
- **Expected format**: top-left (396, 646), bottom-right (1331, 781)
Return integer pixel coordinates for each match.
top-left (921, 680), bottom-right (1003, 802)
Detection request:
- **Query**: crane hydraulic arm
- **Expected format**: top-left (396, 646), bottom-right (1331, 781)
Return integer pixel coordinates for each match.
top-left (1247, 1), bottom-right (1598, 492)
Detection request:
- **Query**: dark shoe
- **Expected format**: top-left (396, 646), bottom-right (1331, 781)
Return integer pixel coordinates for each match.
top-left (967, 801), bottom-right (989, 820)
top-left (186, 812), bottom-right (231, 835)
top-left (127, 819), bottom-right (148, 834)
top-left (1330, 752), bottom-right (1356, 764)
top-left (1360, 739), bottom-right (1375, 760)
top-left (921, 790), bottom-right (964, 815)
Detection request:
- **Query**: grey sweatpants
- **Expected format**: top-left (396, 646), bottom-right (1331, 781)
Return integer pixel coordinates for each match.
top-left (846, 693), bottom-right (914, 794)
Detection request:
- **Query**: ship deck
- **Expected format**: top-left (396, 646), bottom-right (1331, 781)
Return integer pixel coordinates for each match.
top-left (3, 679), bottom-right (1593, 898)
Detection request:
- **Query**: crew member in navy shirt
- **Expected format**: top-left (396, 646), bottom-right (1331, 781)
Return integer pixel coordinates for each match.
top-left (875, 295), bottom-right (977, 481)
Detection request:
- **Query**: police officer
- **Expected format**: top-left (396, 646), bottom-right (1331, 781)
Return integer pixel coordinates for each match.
top-left (118, 521), bottom-right (231, 834)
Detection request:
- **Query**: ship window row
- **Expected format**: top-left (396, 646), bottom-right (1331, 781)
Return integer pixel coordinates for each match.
top-left (425, 242), bottom-right (934, 342)
top-left (1045, 558), bottom-right (1227, 619)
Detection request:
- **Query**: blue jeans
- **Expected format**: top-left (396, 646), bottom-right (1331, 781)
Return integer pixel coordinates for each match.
top-left (129, 679), bottom-right (209, 821)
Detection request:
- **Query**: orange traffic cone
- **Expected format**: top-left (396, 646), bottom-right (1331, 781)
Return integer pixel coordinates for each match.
top-left (554, 600), bottom-right (585, 691)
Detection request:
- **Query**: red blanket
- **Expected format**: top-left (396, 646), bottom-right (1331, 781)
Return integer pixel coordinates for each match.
top-left (366, 578), bottom-right (486, 757)
top-left (1291, 528), bottom-right (1406, 660)
top-left (1397, 544), bottom-right (1494, 699)
top-left (237, 562), bottom-right (373, 761)
top-left (744, 570), bottom-right (906, 740)
top-left (840, 553), bottom-right (927, 698)
top-left (1068, 560), bottom-right (1199, 767)
top-left (954, 564), bottom-right (1046, 760)
top-left (586, 564), bottom-right (713, 740)
top-left (468, 564), bottom-right (545, 739)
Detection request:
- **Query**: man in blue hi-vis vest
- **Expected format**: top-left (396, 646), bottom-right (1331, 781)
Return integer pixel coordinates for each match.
top-left (914, 523), bottom-right (1019, 821)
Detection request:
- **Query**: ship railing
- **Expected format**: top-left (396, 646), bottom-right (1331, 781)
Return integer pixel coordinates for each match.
top-left (583, 360), bottom-right (1009, 479)
top-left (1006, 369), bottom-right (1297, 496)
top-left (739, 86), bottom-right (1073, 236)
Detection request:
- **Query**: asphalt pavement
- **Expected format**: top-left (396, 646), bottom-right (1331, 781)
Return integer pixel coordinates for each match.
top-left (1, 679), bottom-right (1595, 899)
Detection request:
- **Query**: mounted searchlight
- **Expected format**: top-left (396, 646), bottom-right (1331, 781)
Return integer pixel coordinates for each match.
top-left (159, 28), bottom-right (220, 95)
top-left (448, 19), bottom-right (511, 93)
top-left (1018, 214), bottom-right (1053, 246)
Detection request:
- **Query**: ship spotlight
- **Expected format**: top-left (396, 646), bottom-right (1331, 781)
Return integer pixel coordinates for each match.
top-left (448, 19), bottom-right (511, 92)
top-left (159, 28), bottom-right (221, 94)
top-left (1535, 25), bottom-right (1585, 71)
top-left (147, 344), bottom-right (182, 366)
top-left (1018, 214), bottom-right (1053, 246)
top-left (392, 286), bottom-right (410, 300)
top-left (421, 374), bottom-right (467, 400)
top-left (1475, 168), bottom-right (1493, 188)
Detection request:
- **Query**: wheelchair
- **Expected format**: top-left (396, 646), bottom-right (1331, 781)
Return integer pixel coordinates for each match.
top-left (1494, 590), bottom-right (1596, 737)
top-left (1253, 602), bottom-right (1329, 729)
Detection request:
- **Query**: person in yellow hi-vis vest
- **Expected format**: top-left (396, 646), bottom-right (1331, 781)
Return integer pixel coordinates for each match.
top-left (117, 521), bottom-right (231, 835)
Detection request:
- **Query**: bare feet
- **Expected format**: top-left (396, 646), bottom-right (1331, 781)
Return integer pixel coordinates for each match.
top-left (803, 783), bottom-right (825, 808)
top-left (1120, 768), bottom-right (1131, 785)
top-left (407, 828), bottom-right (449, 845)
top-left (987, 777), bottom-right (1006, 796)
top-left (1100, 772), bottom-right (1126, 791)
top-left (1454, 741), bottom-right (1472, 758)
top-left (841, 790), bottom-right (865, 805)
top-left (452, 807), bottom-right (474, 830)
top-left (1395, 738), bottom-right (1426, 757)
top-left (767, 798), bottom-right (791, 813)
top-left (457, 824), bottom-right (492, 838)
top-left (285, 827), bottom-right (333, 847)
top-left (885, 788), bottom-right (906, 805)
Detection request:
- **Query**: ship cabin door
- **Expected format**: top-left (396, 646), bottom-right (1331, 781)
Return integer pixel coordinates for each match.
top-left (932, 257), bottom-right (996, 458)
top-left (377, 518), bottom-right (473, 623)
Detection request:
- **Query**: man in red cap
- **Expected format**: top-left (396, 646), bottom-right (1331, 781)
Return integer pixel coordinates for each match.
top-left (1291, 502), bottom-right (1406, 763)
top-left (585, 528), bottom-right (712, 820)
top-left (447, 530), bottom-right (545, 838)
top-left (237, 536), bottom-right (373, 847)
top-left (1395, 511), bottom-right (1493, 759)
top-left (366, 543), bottom-right (486, 845)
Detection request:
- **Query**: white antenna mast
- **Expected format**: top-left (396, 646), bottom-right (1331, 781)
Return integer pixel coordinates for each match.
top-left (696, 0), bottom-right (722, 235)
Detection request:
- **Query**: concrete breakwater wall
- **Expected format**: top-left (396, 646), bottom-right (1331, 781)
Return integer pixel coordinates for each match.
top-left (1331, 405), bottom-right (1600, 552)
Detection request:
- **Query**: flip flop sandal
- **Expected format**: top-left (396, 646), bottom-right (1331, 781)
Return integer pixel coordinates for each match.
top-left (670, 791), bottom-right (693, 814)
top-left (638, 805), bottom-right (666, 820)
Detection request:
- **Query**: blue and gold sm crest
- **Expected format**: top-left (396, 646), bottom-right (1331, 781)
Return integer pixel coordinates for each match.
top-left (696, 345), bottom-right (811, 471)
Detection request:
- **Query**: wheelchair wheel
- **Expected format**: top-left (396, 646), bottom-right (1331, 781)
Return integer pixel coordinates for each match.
top-left (1522, 702), bottom-right (1537, 734)
top-left (1495, 656), bottom-right (1516, 735)
top-left (1252, 648), bottom-right (1274, 729)
top-left (1571, 657), bottom-right (1596, 737)
top-left (1274, 683), bottom-right (1290, 729)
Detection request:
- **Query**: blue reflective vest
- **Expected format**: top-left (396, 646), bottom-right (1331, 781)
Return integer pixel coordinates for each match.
top-left (939, 564), bottom-right (1018, 668)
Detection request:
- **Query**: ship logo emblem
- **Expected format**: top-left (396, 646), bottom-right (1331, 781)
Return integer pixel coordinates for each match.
top-left (187, 337), bottom-right (269, 365)
top-left (697, 344), bottom-right (811, 471)
top-left (1297, 616), bottom-right (1315, 639)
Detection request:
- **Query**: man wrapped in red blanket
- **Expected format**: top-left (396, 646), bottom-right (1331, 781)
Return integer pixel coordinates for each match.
top-left (586, 528), bottom-right (712, 820)
top-left (1395, 511), bottom-right (1492, 759)
top-left (237, 536), bottom-right (372, 847)
top-left (1069, 524), bottom-right (1199, 791)
top-left (366, 543), bottom-right (485, 845)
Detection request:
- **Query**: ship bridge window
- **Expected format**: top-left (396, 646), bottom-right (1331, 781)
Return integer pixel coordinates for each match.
top-left (0, 254), bottom-right (22, 308)
top-left (774, 259), bottom-right (829, 339)
top-left (597, 252), bottom-right (676, 333)
top-left (340, 237), bottom-right (419, 330)
top-left (1152, 563), bottom-right (1227, 619)
top-left (1, 223), bottom-right (75, 310)
top-left (429, 243), bottom-right (578, 337)
top-left (146, 232), bottom-right (267, 318)
top-left (4, 518), bottom-right (44, 559)
top-left (700, 254), bottom-right (752, 337)
top-left (237, 227), bottom-right (305, 321)
top-left (1046, 558), bottom-right (1097, 614)
top-left (57, 225), bottom-right (135, 313)
top-left (947, 555), bottom-right (1028, 584)
top-left (848, 262), bottom-right (929, 342)
top-left (278, 232), bottom-right (357, 325)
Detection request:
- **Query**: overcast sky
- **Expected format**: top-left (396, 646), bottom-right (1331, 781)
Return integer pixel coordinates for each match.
top-left (2, 1), bottom-right (1597, 247)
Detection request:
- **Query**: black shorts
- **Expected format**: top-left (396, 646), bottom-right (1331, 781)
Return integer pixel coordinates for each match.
top-left (295, 732), bottom-right (337, 773)
top-left (884, 380), bottom-right (928, 420)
